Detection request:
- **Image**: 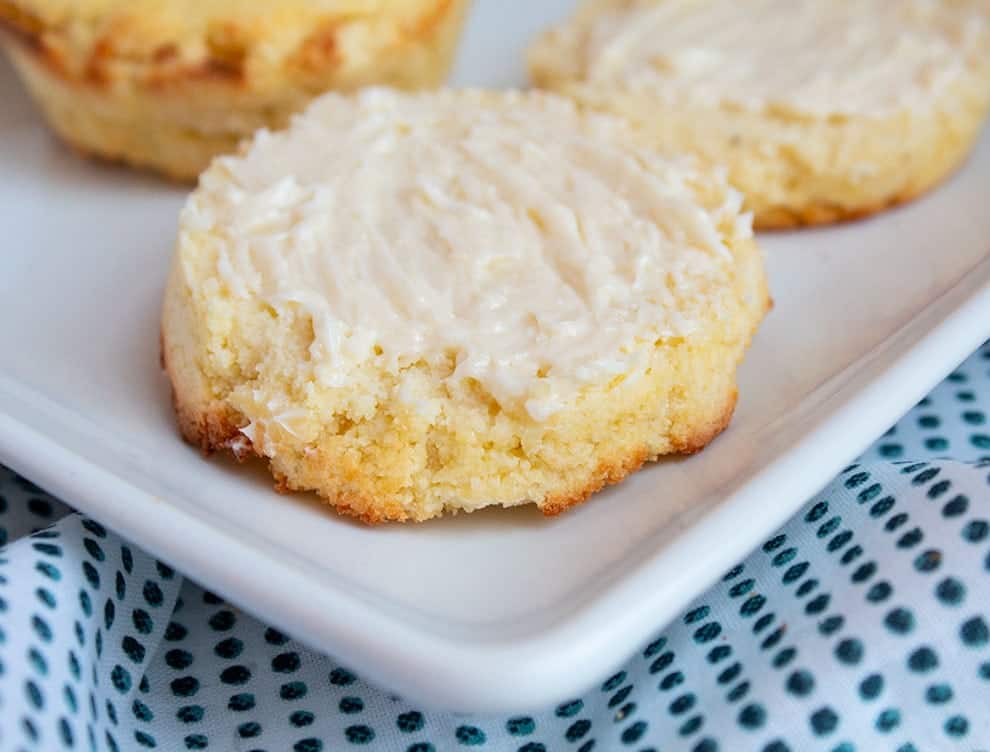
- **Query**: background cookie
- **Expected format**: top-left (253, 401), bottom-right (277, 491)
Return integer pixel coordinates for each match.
top-left (161, 89), bottom-right (769, 522)
top-left (530, 0), bottom-right (990, 229)
top-left (0, 0), bottom-right (468, 179)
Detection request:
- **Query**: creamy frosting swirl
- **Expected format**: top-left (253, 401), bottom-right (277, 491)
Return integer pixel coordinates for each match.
top-left (579, 0), bottom-right (987, 117)
top-left (181, 90), bottom-right (748, 418)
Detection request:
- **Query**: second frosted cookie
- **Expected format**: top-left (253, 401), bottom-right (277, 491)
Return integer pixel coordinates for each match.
top-left (530, 0), bottom-right (990, 228)
top-left (161, 89), bottom-right (769, 522)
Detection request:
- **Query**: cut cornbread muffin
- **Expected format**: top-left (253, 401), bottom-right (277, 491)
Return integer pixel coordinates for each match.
top-left (0, 0), bottom-right (468, 179)
top-left (529, 0), bottom-right (990, 229)
top-left (161, 88), bottom-right (770, 523)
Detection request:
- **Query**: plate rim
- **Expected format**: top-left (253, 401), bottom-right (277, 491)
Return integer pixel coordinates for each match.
top-left (2, 258), bottom-right (988, 712)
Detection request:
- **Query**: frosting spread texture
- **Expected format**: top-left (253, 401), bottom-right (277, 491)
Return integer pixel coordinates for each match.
top-left (181, 90), bottom-right (747, 418)
top-left (579, 0), bottom-right (987, 117)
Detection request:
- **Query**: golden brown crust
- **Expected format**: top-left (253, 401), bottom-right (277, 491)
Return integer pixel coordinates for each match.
top-left (672, 386), bottom-right (739, 456)
top-left (540, 385), bottom-right (739, 517)
top-left (754, 145), bottom-right (972, 230)
top-left (0, 0), bottom-right (461, 89)
top-left (170, 389), bottom-right (741, 525)
top-left (0, 0), bottom-right (469, 178)
top-left (288, 20), bottom-right (342, 76)
top-left (0, 2), bottom-right (42, 46)
top-left (540, 446), bottom-right (652, 517)
top-left (0, 4), bottom-right (69, 78)
top-left (161, 334), bottom-right (242, 455)
top-left (163, 323), bottom-right (411, 524)
top-left (165, 338), bottom-right (745, 525)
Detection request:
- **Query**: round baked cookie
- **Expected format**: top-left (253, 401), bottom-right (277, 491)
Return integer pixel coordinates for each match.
top-left (0, 0), bottom-right (468, 179)
top-left (529, 0), bottom-right (990, 229)
top-left (161, 88), bottom-right (770, 523)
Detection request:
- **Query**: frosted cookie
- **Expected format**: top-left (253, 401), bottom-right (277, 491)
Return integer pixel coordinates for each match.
top-left (0, 0), bottom-right (468, 179)
top-left (529, 0), bottom-right (990, 228)
top-left (161, 89), bottom-right (769, 522)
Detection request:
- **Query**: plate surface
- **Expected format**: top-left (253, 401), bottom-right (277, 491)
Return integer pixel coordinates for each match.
top-left (1, 0), bottom-right (989, 713)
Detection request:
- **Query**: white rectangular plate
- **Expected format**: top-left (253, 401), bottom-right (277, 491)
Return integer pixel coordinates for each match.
top-left (1, 0), bottom-right (988, 713)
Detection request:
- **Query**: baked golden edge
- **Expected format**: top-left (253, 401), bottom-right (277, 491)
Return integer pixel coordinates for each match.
top-left (0, 0), bottom-right (469, 179)
top-left (754, 100), bottom-right (989, 230)
top-left (528, 14), bottom-right (990, 230)
top-left (161, 235), bottom-right (770, 525)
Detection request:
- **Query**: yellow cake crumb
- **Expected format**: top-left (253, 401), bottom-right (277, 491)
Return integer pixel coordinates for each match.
top-left (161, 89), bottom-right (770, 522)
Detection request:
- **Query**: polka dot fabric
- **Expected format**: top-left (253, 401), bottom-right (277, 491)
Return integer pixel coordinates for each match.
top-left (1, 341), bottom-right (989, 751)
top-left (861, 345), bottom-right (990, 464)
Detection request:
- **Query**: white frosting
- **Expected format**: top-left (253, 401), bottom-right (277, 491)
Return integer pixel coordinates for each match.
top-left (183, 90), bottom-right (746, 418)
top-left (580, 0), bottom-right (987, 116)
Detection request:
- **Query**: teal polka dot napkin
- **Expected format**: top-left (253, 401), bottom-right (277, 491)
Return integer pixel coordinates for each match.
top-left (1, 342), bottom-right (989, 751)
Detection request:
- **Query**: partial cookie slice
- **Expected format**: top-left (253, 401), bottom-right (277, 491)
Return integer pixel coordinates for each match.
top-left (0, 0), bottom-right (468, 179)
top-left (530, 0), bottom-right (990, 229)
top-left (161, 88), bottom-right (769, 523)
